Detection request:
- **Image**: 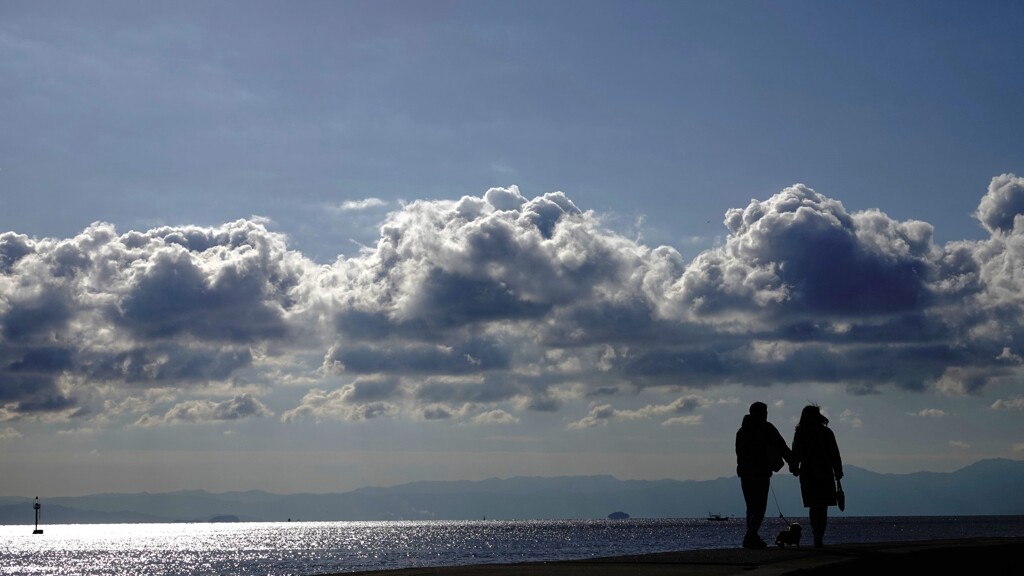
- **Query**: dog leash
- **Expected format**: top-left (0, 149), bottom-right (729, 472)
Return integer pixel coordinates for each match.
top-left (770, 480), bottom-right (793, 526)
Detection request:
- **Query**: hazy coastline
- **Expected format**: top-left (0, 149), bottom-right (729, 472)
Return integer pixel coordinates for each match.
top-left (3, 458), bottom-right (1022, 525)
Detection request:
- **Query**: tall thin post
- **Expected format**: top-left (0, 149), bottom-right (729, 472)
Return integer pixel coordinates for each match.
top-left (32, 497), bottom-right (43, 535)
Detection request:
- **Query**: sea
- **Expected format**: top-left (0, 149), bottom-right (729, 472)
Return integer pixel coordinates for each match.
top-left (1, 516), bottom-right (1022, 576)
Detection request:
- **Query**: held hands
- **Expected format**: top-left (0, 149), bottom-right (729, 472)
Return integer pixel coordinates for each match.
top-left (789, 464), bottom-right (800, 476)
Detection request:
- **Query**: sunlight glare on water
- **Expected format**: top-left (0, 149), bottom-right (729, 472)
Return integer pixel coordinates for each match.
top-left (1, 519), bottom-right (707, 575)
top-left (1, 517), bottom-right (1021, 576)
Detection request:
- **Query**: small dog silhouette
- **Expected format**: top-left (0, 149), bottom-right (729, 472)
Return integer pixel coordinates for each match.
top-left (775, 522), bottom-right (802, 548)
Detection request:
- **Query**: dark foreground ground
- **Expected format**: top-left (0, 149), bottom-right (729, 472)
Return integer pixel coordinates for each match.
top-left (323, 536), bottom-right (1024, 576)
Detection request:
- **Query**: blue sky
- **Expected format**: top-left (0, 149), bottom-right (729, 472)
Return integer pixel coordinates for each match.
top-left (2, 0), bottom-right (1023, 497)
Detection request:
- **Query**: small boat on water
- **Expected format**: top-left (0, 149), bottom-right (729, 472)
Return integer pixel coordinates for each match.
top-left (707, 513), bottom-right (730, 521)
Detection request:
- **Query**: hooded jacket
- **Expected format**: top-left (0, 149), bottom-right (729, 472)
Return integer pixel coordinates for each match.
top-left (735, 414), bottom-right (793, 477)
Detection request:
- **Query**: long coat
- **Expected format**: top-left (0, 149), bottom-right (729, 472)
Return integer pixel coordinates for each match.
top-left (791, 424), bottom-right (843, 508)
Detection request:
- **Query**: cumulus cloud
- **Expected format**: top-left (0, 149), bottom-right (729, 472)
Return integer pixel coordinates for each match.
top-left (568, 404), bottom-right (617, 429)
top-left (975, 174), bottom-right (1024, 235)
top-left (0, 426), bottom-right (22, 441)
top-left (568, 395), bottom-right (707, 429)
top-left (910, 408), bottom-right (948, 418)
top-left (472, 409), bottom-right (519, 425)
top-left (0, 219), bottom-right (310, 420)
top-left (133, 393), bottom-right (272, 427)
top-left (0, 232), bottom-right (33, 274)
top-left (991, 396), bottom-right (1024, 411)
top-left (676, 184), bottom-right (936, 321)
top-left (934, 367), bottom-right (999, 397)
top-left (6, 176), bottom-right (1024, 432)
top-left (281, 377), bottom-right (402, 423)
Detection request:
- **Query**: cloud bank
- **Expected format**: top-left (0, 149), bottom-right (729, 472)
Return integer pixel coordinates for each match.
top-left (4, 176), bottom-right (1024, 429)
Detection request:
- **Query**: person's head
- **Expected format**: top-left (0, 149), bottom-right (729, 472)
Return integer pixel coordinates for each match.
top-left (749, 402), bottom-right (768, 421)
top-left (798, 404), bottom-right (828, 428)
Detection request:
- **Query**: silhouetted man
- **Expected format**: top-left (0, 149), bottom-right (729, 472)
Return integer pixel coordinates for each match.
top-left (735, 401), bottom-right (793, 549)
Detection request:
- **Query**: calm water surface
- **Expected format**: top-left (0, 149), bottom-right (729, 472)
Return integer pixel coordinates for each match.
top-left (1, 516), bottom-right (1022, 576)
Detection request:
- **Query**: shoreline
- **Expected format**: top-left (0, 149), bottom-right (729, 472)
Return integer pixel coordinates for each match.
top-left (321, 536), bottom-right (1024, 576)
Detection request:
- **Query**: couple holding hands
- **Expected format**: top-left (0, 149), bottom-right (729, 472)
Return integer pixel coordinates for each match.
top-left (735, 402), bottom-right (844, 549)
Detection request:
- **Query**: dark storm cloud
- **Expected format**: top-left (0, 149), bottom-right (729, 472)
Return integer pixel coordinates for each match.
top-left (7, 176), bottom-right (1024, 425)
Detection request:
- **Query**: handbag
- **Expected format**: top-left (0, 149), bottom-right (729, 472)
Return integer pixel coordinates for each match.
top-left (836, 479), bottom-right (846, 511)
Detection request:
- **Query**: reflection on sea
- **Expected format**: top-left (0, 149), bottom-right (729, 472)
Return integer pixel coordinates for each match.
top-left (0, 516), bottom-right (1021, 576)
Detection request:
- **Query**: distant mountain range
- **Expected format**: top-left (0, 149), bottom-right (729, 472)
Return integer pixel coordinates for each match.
top-left (2, 458), bottom-right (1022, 525)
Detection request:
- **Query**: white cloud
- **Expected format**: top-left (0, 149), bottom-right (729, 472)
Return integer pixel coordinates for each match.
top-left (991, 396), bottom-right (1024, 411)
top-left (975, 173), bottom-right (1024, 235)
top-left (336, 198), bottom-right (387, 211)
top-left (281, 384), bottom-right (400, 423)
top-left (472, 409), bottom-right (519, 425)
top-left (838, 409), bottom-right (863, 428)
top-left (910, 408), bottom-right (948, 418)
top-left (568, 395), bottom-right (708, 429)
top-left (568, 404), bottom-right (617, 429)
top-left (662, 415), bottom-right (703, 426)
top-left (6, 176), bottom-right (1024, 431)
top-left (134, 393), bottom-right (272, 427)
top-left (935, 367), bottom-right (993, 397)
top-left (0, 426), bottom-right (22, 441)
top-left (0, 218), bottom-right (313, 420)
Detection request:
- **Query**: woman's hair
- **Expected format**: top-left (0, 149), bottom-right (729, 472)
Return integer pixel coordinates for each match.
top-left (798, 404), bottom-right (827, 428)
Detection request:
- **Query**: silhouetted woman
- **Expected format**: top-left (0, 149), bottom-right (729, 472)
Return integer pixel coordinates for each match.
top-left (790, 404), bottom-right (843, 548)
